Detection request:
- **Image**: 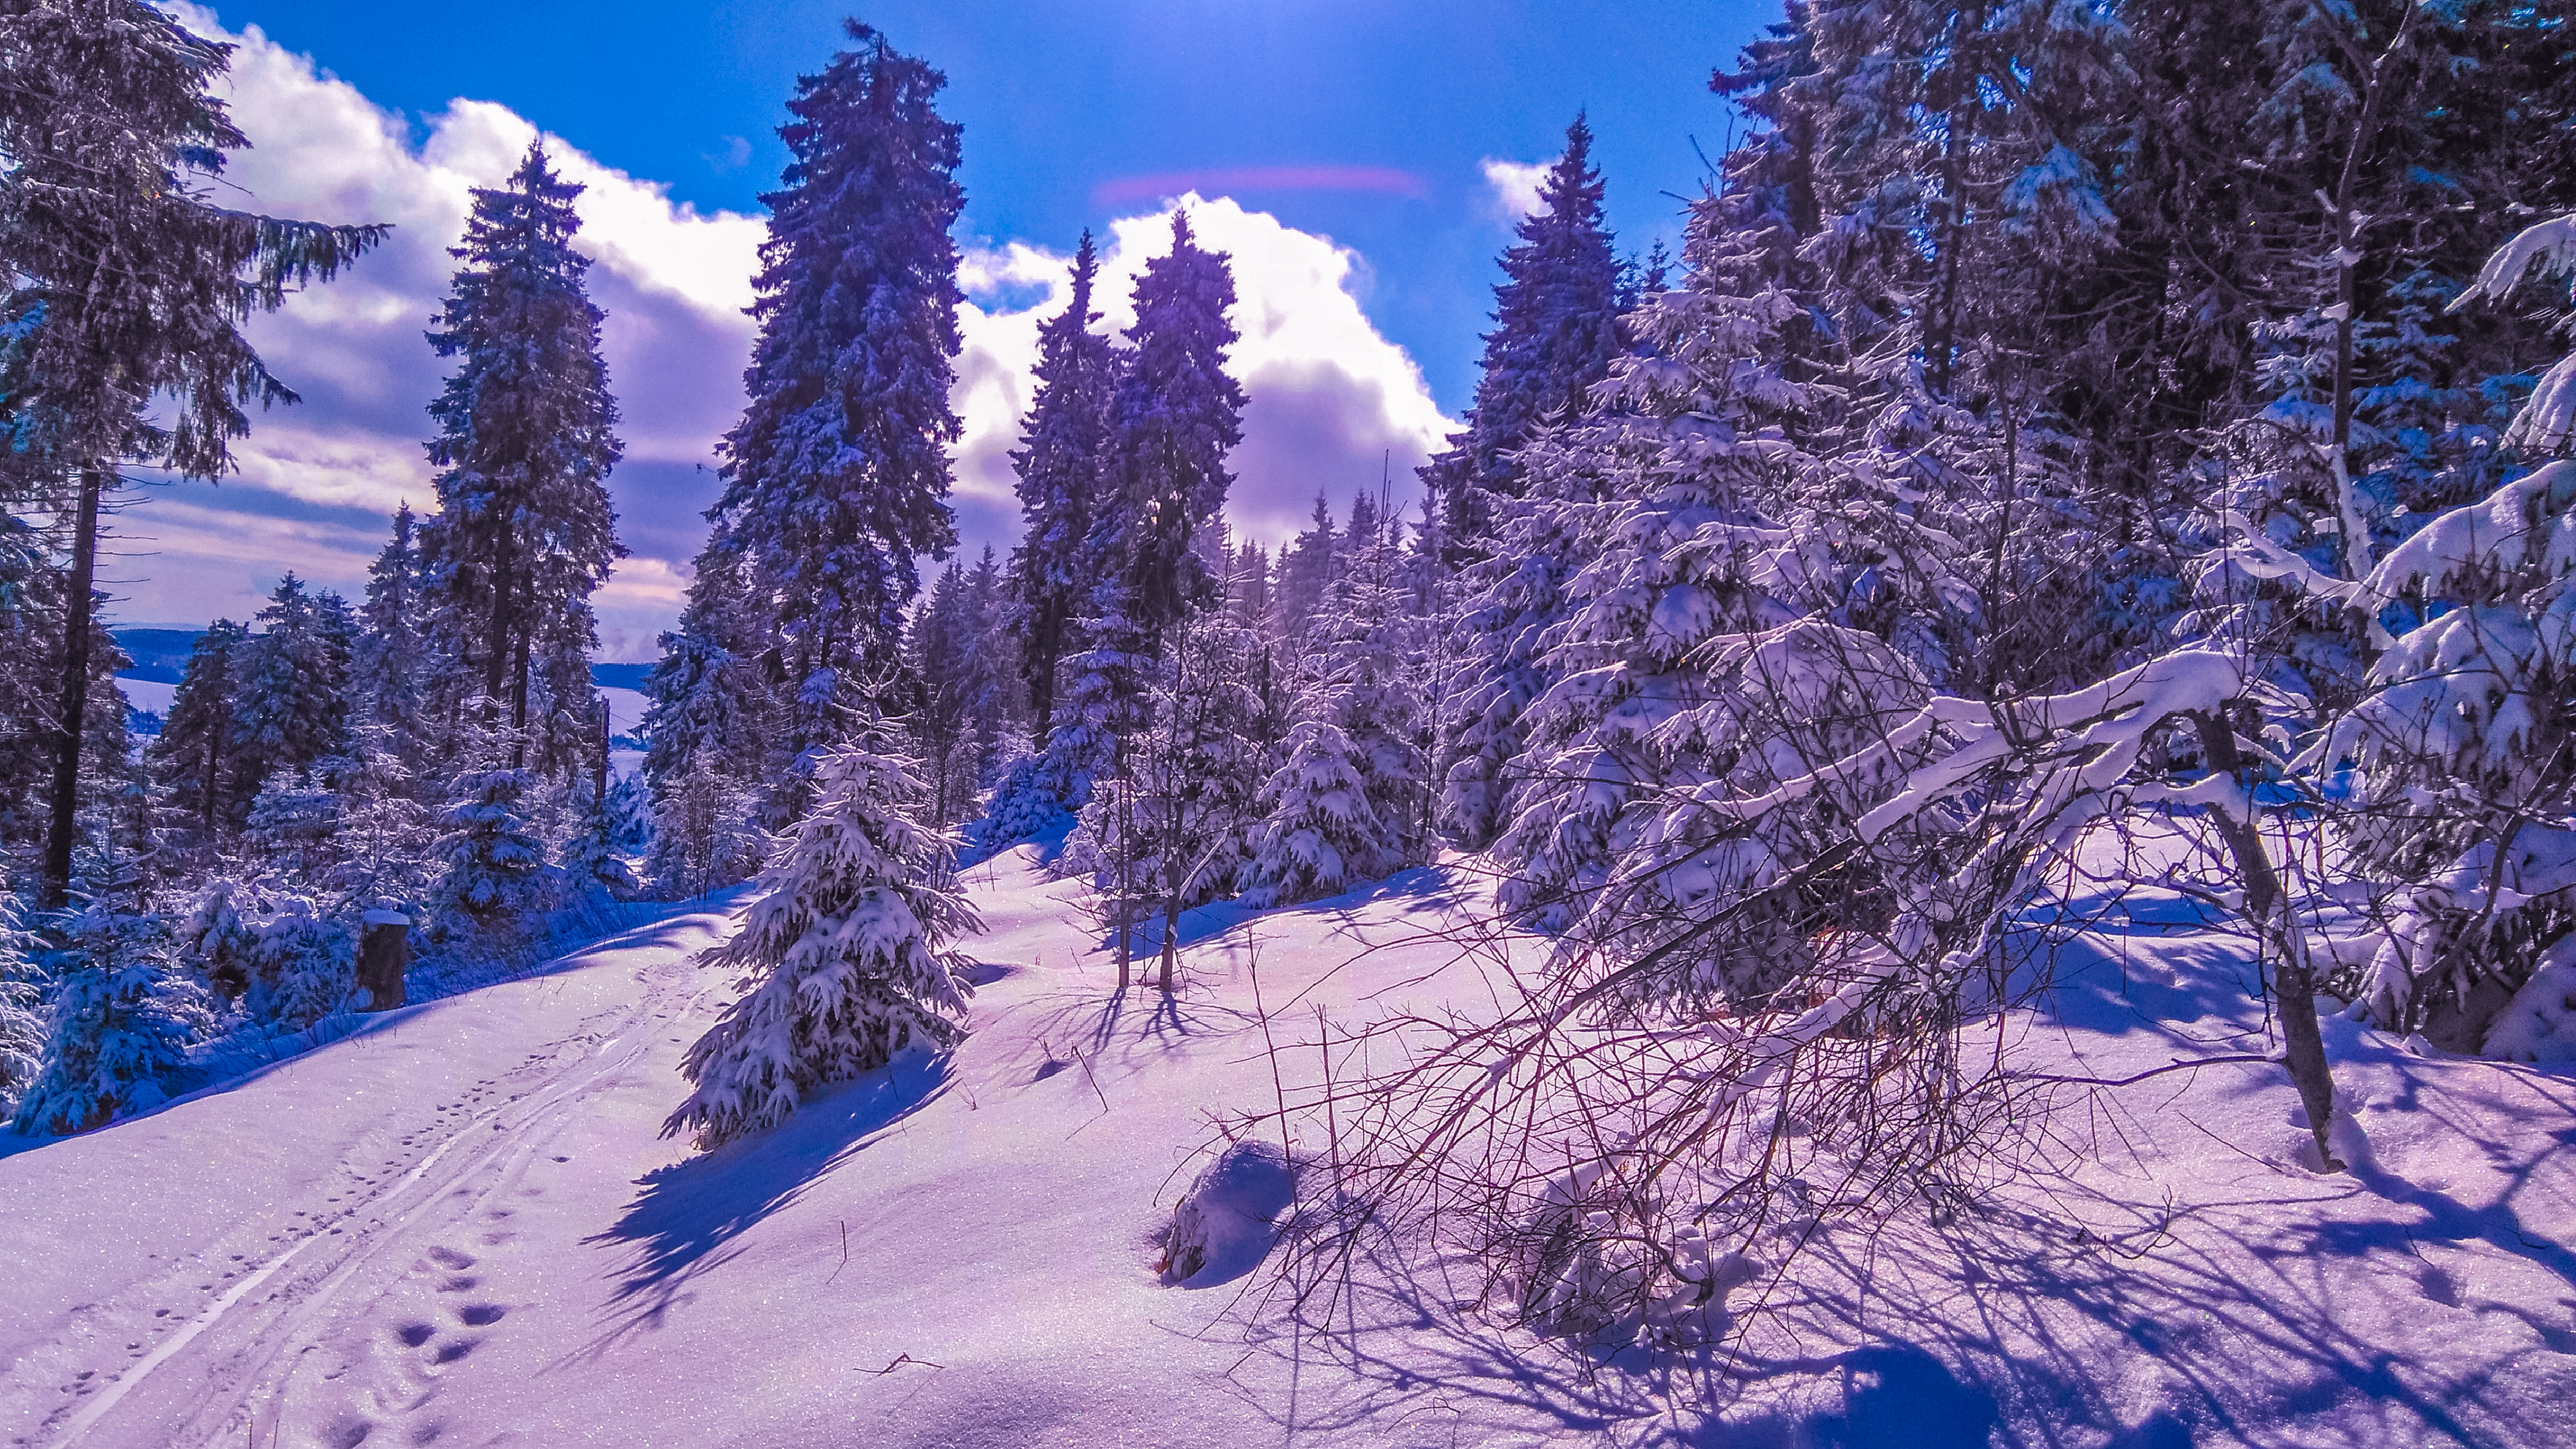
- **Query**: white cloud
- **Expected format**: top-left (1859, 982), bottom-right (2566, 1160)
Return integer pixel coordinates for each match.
top-left (956, 196), bottom-right (1457, 549)
top-left (1480, 156), bottom-right (1549, 222)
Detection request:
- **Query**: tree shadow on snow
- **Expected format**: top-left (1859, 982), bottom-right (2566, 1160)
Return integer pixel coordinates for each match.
top-left (564, 1051), bottom-right (951, 1361)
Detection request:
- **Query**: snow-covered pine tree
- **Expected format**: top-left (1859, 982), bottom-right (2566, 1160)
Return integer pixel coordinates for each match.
top-left (1273, 493), bottom-right (1340, 646)
top-left (416, 142), bottom-right (623, 781)
top-left (2328, 211), bottom-right (2576, 1055)
top-left (0, 0), bottom-right (383, 906)
top-left (149, 618), bottom-right (250, 849)
top-left (1120, 602), bottom-right (1265, 990)
top-left (11, 883), bottom-right (207, 1136)
top-left (0, 898), bottom-right (42, 1122)
top-left (663, 722), bottom-right (978, 1150)
top-left (231, 573), bottom-right (355, 803)
top-left (1007, 231), bottom-right (1119, 747)
top-left (641, 542), bottom-right (770, 895)
top-left (960, 546), bottom-right (1021, 779)
top-left (177, 878), bottom-right (355, 1031)
top-left (353, 502), bottom-right (430, 753)
top-left (1424, 112), bottom-right (1625, 567)
top-left (1238, 720), bottom-right (1406, 911)
top-left (433, 729), bottom-right (550, 933)
top-left (905, 561), bottom-right (982, 826)
top-left (705, 22), bottom-right (965, 822)
top-left (555, 773), bottom-right (638, 903)
top-left (1098, 210), bottom-right (1247, 645)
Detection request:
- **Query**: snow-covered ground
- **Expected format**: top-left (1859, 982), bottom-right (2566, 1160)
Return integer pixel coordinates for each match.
top-left (112, 677), bottom-right (175, 719)
top-left (4, 850), bottom-right (2572, 1447)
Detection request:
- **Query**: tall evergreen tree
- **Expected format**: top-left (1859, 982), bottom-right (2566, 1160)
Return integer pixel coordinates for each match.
top-left (416, 142), bottom-right (624, 768)
top-left (1095, 210), bottom-right (1248, 645)
top-left (0, 0), bottom-right (383, 905)
top-left (150, 619), bottom-right (250, 846)
top-left (1423, 113), bottom-right (1625, 566)
top-left (231, 573), bottom-right (356, 801)
top-left (353, 502), bottom-right (429, 749)
top-left (702, 20), bottom-right (967, 819)
top-left (1007, 232), bottom-right (1119, 745)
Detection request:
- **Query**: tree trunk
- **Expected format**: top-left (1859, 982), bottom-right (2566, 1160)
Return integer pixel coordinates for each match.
top-left (594, 695), bottom-right (610, 809)
top-left (1113, 733), bottom-right (1132, 993)
top-left (42, 466), bottom-right (105, 909)
top-left (201, 691), bottom-right (227, 841)
top-left (507, 580), bottom-right (532, 770)
top-left (2191, 711), bottom-right (2343, 1171)
top-left (483, 546), bottom-right (516, 714)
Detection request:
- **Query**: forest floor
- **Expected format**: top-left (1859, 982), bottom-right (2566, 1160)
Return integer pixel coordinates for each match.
top-left (2, 844), bottom-right (2572, 1448)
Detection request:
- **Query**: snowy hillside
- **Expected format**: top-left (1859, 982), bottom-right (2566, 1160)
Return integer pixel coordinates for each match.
top-left (4, 846), bottom-right (2569, 1448)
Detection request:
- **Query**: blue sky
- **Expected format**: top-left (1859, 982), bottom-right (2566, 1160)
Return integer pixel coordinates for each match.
top-left (123, 1), bottom-right (1776, 656)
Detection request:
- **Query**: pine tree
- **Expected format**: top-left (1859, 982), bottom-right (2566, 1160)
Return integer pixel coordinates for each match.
top-left (905, 561), bottom-right (981, 826)
top-left (1008, 232), bottom-right (1119, 746)
top-left (1425, 113), bottom-right (1625, 566)
top-left (641, 543), bottom-right (770, 895)
top-left (0, 898), bottom-right (42, 1122)
top-left (150, 619), bottom-right (250, 846)
top-left (10, 886), bottom-right (207, 1136)
top-left (353, 502), bottom-right (429, 748)
top-left (417, 142), bottom-right (624, 785)
top-left (0, 0), bottom-right (384, 905)
top-left (663, 722), bottom-right (978, 1150)
top-left (1097, 211), bottom-right (1247, 644)
top-left (231, 573), bottom-right (356, 802)
top-left (705, 21), bottom-right (966, 817)
top-left (434, 735), bottom-right (549, 932)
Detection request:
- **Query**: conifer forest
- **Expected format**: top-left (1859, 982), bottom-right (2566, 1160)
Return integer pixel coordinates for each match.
top-left (4, 2), bottom-right (2576, 1445)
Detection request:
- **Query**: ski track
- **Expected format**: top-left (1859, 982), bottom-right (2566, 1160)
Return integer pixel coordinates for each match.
top-left (22, 912), bottom-right (736, 1449)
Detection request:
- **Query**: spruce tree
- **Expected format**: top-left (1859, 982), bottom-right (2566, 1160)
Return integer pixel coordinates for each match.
top-left (1096, 211), bottom-right (1247, 644)
top-left (641, 540), bottom-right (770, 894)
top-left (664, 721), bottom-right (978, 1150)
top-left (150, 619), bottom-right (250, 846)
top-left (231, 573), bottom-right (355, 802)
top-left (705, 21), bottom-right (966, 819)
top-left (905, 561), bottom-right (981, 826)
top-left (1007, 232), bottom-right (1119, 745)
top-left (353, 503), bottom-right (429, 750)
top-left (417, 142), bottom-right (624, 776)
top-left (1424, 113), bottom-right (1624, 567)
top-left (0, 0), bottom-right (384, 905)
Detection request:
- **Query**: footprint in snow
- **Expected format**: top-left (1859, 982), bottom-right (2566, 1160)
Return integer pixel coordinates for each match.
top-left (423, 1247), bottom-right (475, 1270)
top-left (455, 1304), bottom-right (507, 1328)
top-left (396, 1324), bottom-right (435, 1348)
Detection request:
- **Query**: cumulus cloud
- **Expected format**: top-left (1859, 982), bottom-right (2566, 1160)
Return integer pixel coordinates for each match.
top-left (134, 5), bottom-right (762, 657)
top-left (955, 195), bottom-right (1457, 551)
top-left (1480, 156), bottom-right (1549, 221)
top-left (126, 10), bottom-right (1454, 656)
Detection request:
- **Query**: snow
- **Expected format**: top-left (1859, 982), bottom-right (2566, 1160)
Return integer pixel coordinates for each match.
top-left (112, 677), bottom-right (175, 719)
top-left (4, 844), bottom-right (2575, 1446)
top-left (599, 686), bottom-right (648, 739)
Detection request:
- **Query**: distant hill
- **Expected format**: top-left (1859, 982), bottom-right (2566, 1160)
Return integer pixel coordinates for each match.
top-left (111, 627), bottom-right (204, 684)
top-left (112, 626), bottom-right (654, 694)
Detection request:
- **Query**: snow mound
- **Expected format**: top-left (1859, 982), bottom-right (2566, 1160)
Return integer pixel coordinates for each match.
top-left (1160, 1138), bottom-right (1295, 1287)
top-left (2485, 935), bottom-right (2576, 1063)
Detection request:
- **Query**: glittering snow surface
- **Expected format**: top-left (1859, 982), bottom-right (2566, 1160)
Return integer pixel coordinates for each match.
top-left (4, 844), bottom-right (2573, 1447)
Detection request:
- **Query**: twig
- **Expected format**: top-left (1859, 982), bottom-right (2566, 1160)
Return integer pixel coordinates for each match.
top-left (2011, 1053), bottom-right (2275, 1088)
top-left (856, 1353), bottom-right (943, 1375)
top-left (827, 1220), bottom-right (848, 1285)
